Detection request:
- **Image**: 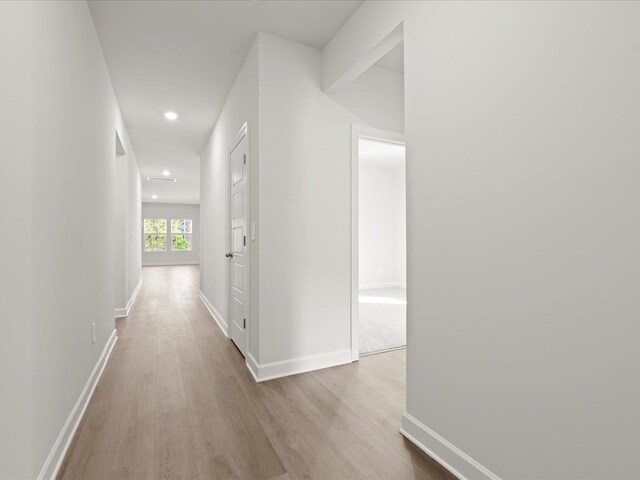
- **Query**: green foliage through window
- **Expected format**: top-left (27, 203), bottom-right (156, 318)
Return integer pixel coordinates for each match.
top-left (172, 234), bottom-right (192, 251)
top-left (145, 235), bottom-right (166, 251)
top-left (144, 218), bottom-right (167, 234)
top-left (171, 219), bottom-right (192, 234)
top-left (144, 219), bottom-right (167, 251)
top-left (144, 218), bottom-right (193, 252)
top-left (171, 219), bottom-right (192, 251)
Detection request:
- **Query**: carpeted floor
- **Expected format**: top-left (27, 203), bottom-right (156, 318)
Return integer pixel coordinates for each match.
top-left (359, 287), bottom-right (406, 354)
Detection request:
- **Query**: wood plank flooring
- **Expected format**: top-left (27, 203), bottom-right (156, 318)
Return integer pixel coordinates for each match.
top-left (58, 266), bottom-right (454, 480)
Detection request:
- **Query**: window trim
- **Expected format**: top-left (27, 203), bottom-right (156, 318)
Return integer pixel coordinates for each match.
top-left (170, 218), bottom-right (193, 252)
top-left (143, 218), bottom-right (194, 253)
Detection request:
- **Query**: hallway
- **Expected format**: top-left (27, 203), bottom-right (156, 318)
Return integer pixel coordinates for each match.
top-left (58, 266), bottom-right (453, 480)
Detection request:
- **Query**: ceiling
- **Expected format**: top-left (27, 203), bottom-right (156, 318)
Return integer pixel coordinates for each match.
top-left (89, 0), bottom-right (363, 204)
top-left (359, 138), bottom-right (405, 168)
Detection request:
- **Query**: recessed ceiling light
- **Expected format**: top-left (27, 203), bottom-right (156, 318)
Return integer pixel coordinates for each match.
top-left (164, 111), bottom-right (178, 120)
top-left (162, 170), bottom-right (170, 176)
top-left (152, 194), bottom-right (158, 200)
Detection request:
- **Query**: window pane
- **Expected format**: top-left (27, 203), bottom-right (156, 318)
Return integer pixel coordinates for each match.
top-left (144, 218), bottom-right (166, 234)
top-left (171, 219), bottom-right (192, 234)
top-left (145, 235), bottom-right (166, 251)
top-left (172, 234), bottom-right (192, 251)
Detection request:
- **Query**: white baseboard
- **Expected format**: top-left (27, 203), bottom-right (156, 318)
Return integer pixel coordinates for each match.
top-left (246, 353), bottom-right (260, 382)
top-left (142, 260), bottom-right (200, 267)
top-left (248, 348), bottom-right (352, 382)
top-left (115, 276), bottom-right (143, 318)
top-left (198, 290), bottom-right (228, 337)
top-left (359, 282), bottom-right (406, 290)
top-left (38, 329), bottom-right (118, 480)
top-left (400, 413), bottom-right (501, 480)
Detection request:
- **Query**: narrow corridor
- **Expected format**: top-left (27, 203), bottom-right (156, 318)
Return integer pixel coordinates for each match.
top-left (58, 266), bottom-right (453, 480)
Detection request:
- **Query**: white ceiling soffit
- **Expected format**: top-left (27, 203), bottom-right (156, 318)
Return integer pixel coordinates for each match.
top-left (89, 0), bottom-right (363, 204)
top-left (359, 138), bottom-right (405, 168)
top-left (376, 42), bottom-right (404, 73)
top-left (323, 22), bottom-right (402, 94)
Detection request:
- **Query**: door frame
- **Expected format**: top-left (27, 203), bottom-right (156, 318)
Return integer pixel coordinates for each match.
top-left (228, 122), bottom-right (250, 347)
top-left (350, 124), bottom-right (406, 361)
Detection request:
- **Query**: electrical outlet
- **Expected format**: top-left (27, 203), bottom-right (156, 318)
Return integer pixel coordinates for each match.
top-left (91, 323), bottom-right (96, 344)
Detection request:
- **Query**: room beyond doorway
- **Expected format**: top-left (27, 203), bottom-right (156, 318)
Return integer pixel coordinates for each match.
top-left (359, 286), bottom-right (406, 355)
top-left (351, 127), bottom-right (406, 358)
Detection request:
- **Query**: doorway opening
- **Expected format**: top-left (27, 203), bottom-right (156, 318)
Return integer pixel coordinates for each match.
top-left (351, 126), bottom-right (406, 359)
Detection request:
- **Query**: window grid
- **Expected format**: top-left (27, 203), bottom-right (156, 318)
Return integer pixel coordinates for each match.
top-left (143, 218), bottom-right (193, 252)
top-left (144, 218), bottom-right (167, 252)
top-left (171, 219), bottom-right (193, 251)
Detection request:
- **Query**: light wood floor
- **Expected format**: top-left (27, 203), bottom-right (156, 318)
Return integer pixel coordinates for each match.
top-left (58, 266), bottom-right (454, 480)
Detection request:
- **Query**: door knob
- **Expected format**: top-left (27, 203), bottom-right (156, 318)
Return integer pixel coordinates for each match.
top-left (225, 252), bottom-right (233, 258)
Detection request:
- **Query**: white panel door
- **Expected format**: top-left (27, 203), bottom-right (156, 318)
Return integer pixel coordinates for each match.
top-left (229, 131), bottom-right (248, 356)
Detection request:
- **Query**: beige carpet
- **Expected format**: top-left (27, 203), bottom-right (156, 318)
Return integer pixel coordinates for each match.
top-left (359, 287), bottom-right (406, 354)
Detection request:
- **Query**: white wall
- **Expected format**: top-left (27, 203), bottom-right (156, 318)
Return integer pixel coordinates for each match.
top-left (126, 150), bottom-right (142, 301)
top-left (0, 1), bottom-right (140, 477)
top-left (359, 155), bottom-right (406, 289)
top-left (0, 3), bottom-right (32, 477)
top-left (200, 38), bottom-right (259, 351)
top-left (200, 31), bottom-right (405, 376)
top-left (115, 136), bottom-right (142, 312)
top-left (332, 64), bottom-right (404, 133)
top-left (326, 1), bottom-right (640, 479)
top-left (395, 157), bottom-right (406, 291)
top-left (115, 151), bottom-right (128, 309)
top-left (257, 33), bottom-right (365, 366)
top-left (142, 202), bottom-right (200, 266)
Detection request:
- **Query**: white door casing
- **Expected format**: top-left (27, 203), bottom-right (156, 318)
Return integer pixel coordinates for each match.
top-left (351, 124), bottom-right (405, 361)
top-left (229, 125), bottom-right (249, 356)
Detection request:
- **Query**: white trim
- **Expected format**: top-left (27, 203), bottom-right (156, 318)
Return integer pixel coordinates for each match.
top-left (248, 349), bottom-right (352, 382)
top-left (246, 352), bottom-right (260, 382)
top-left (114, 276), bottom-right (143, 318)
top-left (38, 330), bottom-right (118, 480)
top-left (351, 124), bottom-right (406, 362)
top-left (359, 282), bottom-right (406, 290)
top-left (400, 413), bottom-right (501, 480)
top-left (198, 290), bottom-right (228, 338)
top-left (142, 260), bottom-right (200, 267)
top-left (230, 121), bottom-right (248, 152)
